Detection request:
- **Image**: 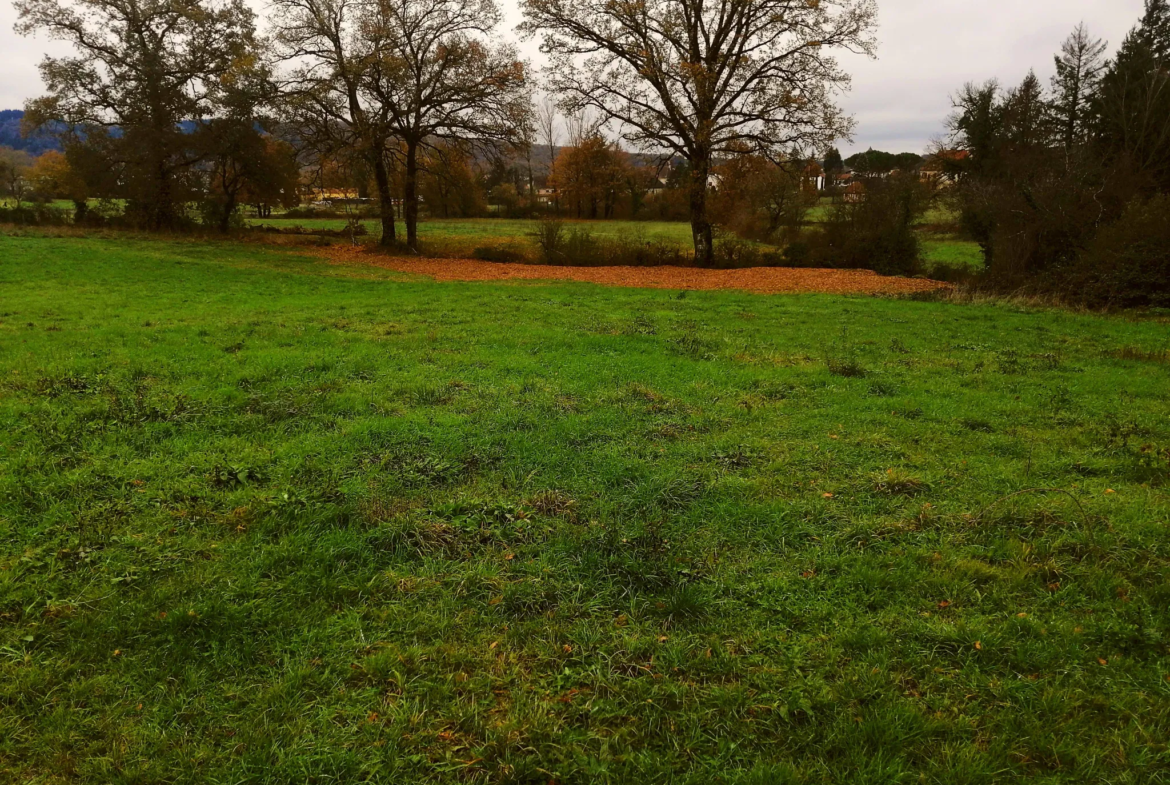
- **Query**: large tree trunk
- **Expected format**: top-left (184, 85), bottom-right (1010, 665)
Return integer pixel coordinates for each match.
top-left (371, 147), bottom-right (397, 247)
top-left (404, 141), bottom-right (419, 251)
top-left (218, 191), bottom-right (237, 233)
top-left (689, 153), bottom-right (714, 266)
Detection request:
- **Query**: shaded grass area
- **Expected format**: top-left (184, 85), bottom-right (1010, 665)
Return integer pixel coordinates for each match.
top-left (922, 236), bottom-right (985, 272)
top-left (250, 216), bottom-right (698, 254)
top-left (1, 235), bottom-right (1169, 783)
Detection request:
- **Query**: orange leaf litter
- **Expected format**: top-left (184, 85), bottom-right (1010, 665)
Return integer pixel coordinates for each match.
top-left (314, 245), bottom-right (953, 296)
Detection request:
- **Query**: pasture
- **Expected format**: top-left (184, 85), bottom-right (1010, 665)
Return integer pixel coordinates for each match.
top-left (249, 213), bottom-right (985, 272)
top-left (1, 233), bottom-right (1167, 783)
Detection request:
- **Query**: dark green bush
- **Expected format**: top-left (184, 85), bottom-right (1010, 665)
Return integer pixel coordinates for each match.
top-left (532, 218), bottom-right (691, 267)
top-left (791, 173), bottom-right (934, 276)
top-left (1056, 196), bottom-right (1170, 308)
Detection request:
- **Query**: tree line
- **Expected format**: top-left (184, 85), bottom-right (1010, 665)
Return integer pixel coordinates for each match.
top-left (3, 0), bottom-right (877, 265)
top-left (945, 1), bottom-right (1170, 305)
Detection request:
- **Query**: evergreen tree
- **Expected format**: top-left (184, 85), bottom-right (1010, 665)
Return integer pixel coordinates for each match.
top-left (1094, 12), bottom-right (1170, 190)
top-left (1051, 23), bottom-right (1108, 149)
top-left (1138, 0), bottom-right (1170, 64)
top-left (823, 147), bottom-right (844, 175)
top-left (1003, 71), bottom-right (1051, 150)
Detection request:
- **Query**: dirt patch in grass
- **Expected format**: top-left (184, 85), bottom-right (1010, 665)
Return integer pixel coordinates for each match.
top-left (315, 245), bottom-right (952, 296)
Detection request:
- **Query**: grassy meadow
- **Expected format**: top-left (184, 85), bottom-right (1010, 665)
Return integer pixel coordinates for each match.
top-left (250, 208), bottom-right (984, 273)
top-left (1, 233), bottom-right (1168, 783)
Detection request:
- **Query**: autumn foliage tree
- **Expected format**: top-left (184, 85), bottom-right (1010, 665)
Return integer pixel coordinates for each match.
top-left (272, 0), bottom-right (402, 244)
top-left (16, 0), bottom-right (259, 228)
top-left (548, 134), bottom-right (629, 219)
top-left (419, 142), bottom-right (485, 218)
top-left (26, 150), bottom-right (88, 217)
top-left (363, 0), bottom-right (530, 250)
top-left (520, 0), bottom-right (876, 265)
top-left (710, 153), bottom-right (817, 241)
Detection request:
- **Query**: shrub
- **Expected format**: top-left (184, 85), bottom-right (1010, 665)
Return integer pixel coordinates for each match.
top-left (472, 245), bottom-right (527, 263)
top-left (789, 172), bottom-right (934, 275)
top-left (709, 235), bottom-right (789, 269)
top-left (532, 219), bottom-right (690, 267)
top-left (0, 204), bottom-right (77, 226)
top-left (1056, 195), bottom-right (1170, 308)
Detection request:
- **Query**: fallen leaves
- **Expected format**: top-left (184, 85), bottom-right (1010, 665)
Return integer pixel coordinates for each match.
top-left (316, 246), bottom-right (954, 296)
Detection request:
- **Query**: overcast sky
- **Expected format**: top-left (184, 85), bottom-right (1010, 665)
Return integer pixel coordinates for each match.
top-left (1, 0), bottom-right (1146, 155)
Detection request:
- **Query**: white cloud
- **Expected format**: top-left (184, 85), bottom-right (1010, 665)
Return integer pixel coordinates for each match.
top-left (2, 0), bottom-right (1147, 154)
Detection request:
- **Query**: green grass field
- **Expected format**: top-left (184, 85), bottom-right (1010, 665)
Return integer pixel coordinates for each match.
top-left (2, 234), bottom-right (1169, 783)
top-left (252, 216), bottom-right (697, 247)
top-left (922, 236), bottom-right (984, 271)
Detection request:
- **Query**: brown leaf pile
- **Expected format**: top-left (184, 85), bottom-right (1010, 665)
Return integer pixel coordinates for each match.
top-left (313, 245), bottom-right (952, 296)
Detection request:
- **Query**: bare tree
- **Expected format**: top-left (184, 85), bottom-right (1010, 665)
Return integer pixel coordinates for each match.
top-left (1051, 23), bottom-right (1108, 149)
top-left (271, 0), bottom-right (400, 244)
top-left (363, 0), bottom-right (530, 250)
top-left (520, 0), bottom-right (876, 264)
top-left (535, 95), bottom-right (560, 175)
top-left (15, 0), bottom-right (257, 228)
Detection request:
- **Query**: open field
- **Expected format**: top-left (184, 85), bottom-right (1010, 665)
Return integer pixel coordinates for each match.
top-left (2, 234), bottom-right (1169, 783)
top-left (251, 214), bottom-right (985, 272)
top-left (251, 216), bottom-right (698, 246)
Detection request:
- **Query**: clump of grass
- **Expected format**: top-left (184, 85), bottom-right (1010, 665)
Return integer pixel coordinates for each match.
top-left (1111, 345), bottom-right (1170, 363)
top-left (826, 356), bottom-right (867, 377)
top-left (872, 468), bottom-right (929, 496)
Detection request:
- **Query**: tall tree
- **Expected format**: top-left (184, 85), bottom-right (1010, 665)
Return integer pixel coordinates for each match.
top-left (1138, 0), bottom-right (1170, 64)
top-left (536, 96), bottom-right (560, 178)
top-left (197, 54), bottom-right (298, 230)
top-left (1051, 23), bottom-right (1108, 149)
top-left (519, 0), bottom-right (875, 265)
top-left (949, 80), bottom-right (1004, 176)
top-left (1094, 13), bottom-right (1170, 190)
top-left (1002, 70), bottom-right (1051, 151)
top-left (363, 0), bottom-right (530, 250)
top-left (271, 0), bottom-right (400, 245)
top-left (15, 0), bottom-right (257, 229)
top-left (549, 132), bottom-right (628, 218)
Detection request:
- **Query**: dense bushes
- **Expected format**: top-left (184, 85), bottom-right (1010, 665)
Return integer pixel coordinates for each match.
top-left (532, 219), bottom-right (689, 267)
top-left (782, 173), bottom-right (934, 276)
top-left (530, 219), bottom-right (790, 268)
top-left (1054, 196), bottom-right (1170, 307)
top-left (943, 9), bottom-right (1170, 308)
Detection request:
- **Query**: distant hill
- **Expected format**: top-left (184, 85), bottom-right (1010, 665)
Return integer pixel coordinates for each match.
top-left (0, 110), bottom-right (63, 155)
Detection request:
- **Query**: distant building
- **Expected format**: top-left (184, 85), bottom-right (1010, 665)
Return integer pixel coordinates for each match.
top-left (920, 150), bottom-right (969, 187)
top-left (803, 162), bottom-right (826, 191)
top-left (843, 181), bottom-right (866, 203)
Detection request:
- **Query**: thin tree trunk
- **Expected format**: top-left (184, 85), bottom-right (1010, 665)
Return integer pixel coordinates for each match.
top-left (404, 141), bottom-right (419, 251)
top-left (689, 153), bottom-right (714, 266)
top-left (372, 147), bottom-right (397, 246)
